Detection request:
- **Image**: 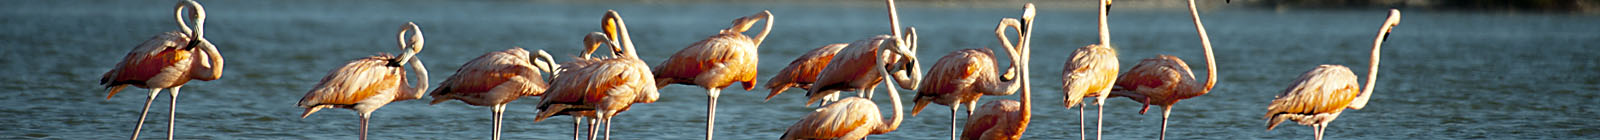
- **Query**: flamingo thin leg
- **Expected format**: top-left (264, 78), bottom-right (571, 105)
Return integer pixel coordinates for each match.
top-left (129, 88), bottom-right (162, 140)
top-left (359, 115), bottom-right (369, 140)
top-left (492, 105), bottom-right (505, 140)
top-left (573, 117), bottom-right (582, 140)
top-left (950, 105), bottom-right (959, 140)
top-left (167, 86), bottom-right (181, 140)
top-left (1078, 104), bottom-right (1086, 140)
top-left (707, 89), bottom-right (719, 140)
top-left (1160, 107), bottom-right (1172, 140)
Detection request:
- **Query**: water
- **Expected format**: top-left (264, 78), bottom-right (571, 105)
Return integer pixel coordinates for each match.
top-left (3, 0), bottom-right (1598, 139)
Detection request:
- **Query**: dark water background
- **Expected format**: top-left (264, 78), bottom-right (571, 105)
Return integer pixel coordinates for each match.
top-left (3, 0), bottom-right (1598, 139)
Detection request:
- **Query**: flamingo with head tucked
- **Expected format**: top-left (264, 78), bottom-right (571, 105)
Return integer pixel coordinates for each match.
top-left (764, 43), bottom-right (847, 101)
top-left (802, 0), bottom-right (922, 107)
top-left (99, 0), bottom-right (222, 139)
top-left (296, 22), bottom-right (430, 140)
top-left (533, 10), bottom-right (660, 140)
top-left (653, 10), bottom-right (773, 140)
top-left (1265, 9), bottom-right (1399, 140)
top-left (428, 47), bottom-right (559, 140)
top-left (960, 4), bottom-right (1035, 140)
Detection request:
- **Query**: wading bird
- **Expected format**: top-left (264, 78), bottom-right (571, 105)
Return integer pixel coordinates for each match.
top-left (653, 10), bottom-right (773, 140)
top-left (1265, 9), bottom-right (1399, 140)
top-left (1061, 0), bottom-right (1119, 139)
top-left (803, 0), bottom-right (922, 107)
top-left (296, 22), bottom-right (430, 140)
top-left (961, 4), bottom-right (1035, 140)
top-left (99, 0), bottom-right (222, 139)
top-left (911, 5), bottom-right (1033, 139)
top-left (765, 43), bottom-right (847, 101)
top-left (428, 47), bottom-right (559, 140)
top-left (779, 0), bottom-right (921, 139)
top-left (534, 10), bottom-right (661, 140)
top-left (1105, 0), bottom-right (1218, 139)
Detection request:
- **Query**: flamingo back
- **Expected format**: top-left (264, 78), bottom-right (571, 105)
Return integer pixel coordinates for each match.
top-left (654, 33), bottom-right (760, 90)
top-left (538, 58), bottom-right (658, 119)
top-left (962, 100), bottom-right (1026, 140)
top-left (1264, 64), bottom-right (1362, 130)
top-left (808, 36), bottom-right (896, 99)
top-left (430, 48), bottom-right (548, 106)
top-left (765, 43), bottom-right (847, 100)
top-left (915, 48), bottom-right (1002, 107)
top-left (1111, 55), bottom-right (1200, 107)
top-left (781, 97), bottom-right (883, 140)
top-left (1061, 44), bottom-right (1119, 108)
top-left (297, 54), bottom-right (411, 108)
top-left (101, 31), bottom-right (196, 95)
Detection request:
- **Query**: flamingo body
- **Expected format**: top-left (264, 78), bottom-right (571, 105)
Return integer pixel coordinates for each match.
top-left (1111, 55), bottom-right (1210, 113)
top-left (803, 35), bottom-right (912, 105)
top-left (780, 97), bottom-right (898, 140)
top-left (912, 48), bottom-right (1015, 115)
top-left (297, 54), bottom-right (420, 112)
top-left (102, 32), bottom-right (213, 94)
top-left (655, 33), bottom-right (760, 90)
top-left (430, 48), bottom-right (549, 106)
top-left (961, 100), bottom-right (1026, 140)
top-left (1264, 9), bottom-right (1398, 140)
top-left (765, 43), bottom-right (848, 100)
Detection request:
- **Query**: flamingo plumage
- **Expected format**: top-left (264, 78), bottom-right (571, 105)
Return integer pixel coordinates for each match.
top-left (803, 0), bottom-right (922, 107)
top-left (764, 43), bottom-right (848, 101)
top-left (1104, 0), bottom-right (1219, 139)
top-left (428, 47), bottom-right (559, 140)
top-left (911, 5), bottom-right (1033, 139)
top-left (1060, 0), bottom-right (1119, 139)
top-left (1265, 9), bottom-right (1399, 140)
top-left (533, 10), bottom-right (661, 140)
top-left (653, 10), bottom-right (772, 140)
top-left (99, 1), bottom-right (221, 139)
top-left (296, 22), bottom-right (430, 140)
top-left (960, 4), bottom-right (1035, 140)
top-left (779, 34), bottom-right (919, 140)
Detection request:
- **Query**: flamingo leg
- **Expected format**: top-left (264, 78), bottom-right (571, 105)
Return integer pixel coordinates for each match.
top-left (359, 114), bottom-right (369, 140)
top-left (167, 86), bottom-right (181, 140)
top-left (1096, 90), bottom-right (1110, 140)
top-left (1160, 107), bottom-right (1172, 140)
top-left (706, 88), bottom-right (719, 140)
top-left (1312, 124), bottom-right (1323, 140)
top-left (573, 117), bottom-right (582, 140)
top-left (587, 117), bottom-right (598, 140)
top-left (1078, 103), bottom-right (1086, 140)
top-left (129, 88), bottom-right (163, 140)
top-left (604, 114), bottom-right (613, 140)
top-left (965, 102), bottom-right (976, 117)
top-left (492, 105), bottom-right (506, 140)
top-left (950, 105), bottom-right (959, 140)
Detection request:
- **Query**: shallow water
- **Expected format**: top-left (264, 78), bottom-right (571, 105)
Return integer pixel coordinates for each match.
top-left (3, 0), bottom-right (1598, 139)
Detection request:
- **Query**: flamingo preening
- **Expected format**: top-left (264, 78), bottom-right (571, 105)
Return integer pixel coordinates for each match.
top-left (764, 43), bottom-right (848, 101)
top-left (779, 0), bottom-right (921, 139)
top-left (533, 10), bottom-right (661, 140)
top-left (1060, 0), bottom-right (1119, 139)
top-left (653, 10), bottom-right (773, 140)
top-left (1265, 9), bottom-right (1399, 140)
top-left (960, 4), bottom-right (1035, 140)
top-left (1105, 0), bottom-right (1218, 139)
top-left (802, 0), bottom-right (922, 107)
top-left (99, 0), bottom-right (221, 139)
top-left (296, 22), bottom-right (430, 140)
top-left (428, 47), bottom-right (559, 140)
top-left (910, 4), bottom-right (1034, 139)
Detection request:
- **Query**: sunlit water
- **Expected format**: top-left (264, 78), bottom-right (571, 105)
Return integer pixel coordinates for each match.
top-left (3, 0), bottom-right (1597, 139)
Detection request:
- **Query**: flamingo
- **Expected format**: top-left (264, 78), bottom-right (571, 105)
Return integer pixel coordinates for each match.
top-left (910, 5), bottom-right (1033, 139)
top-left (778, 33), bottom-right (919, 140)
top-left (1265, 9), bottom-right (1399, 140)
top-left (653, 10), bottom-right (773, 140)
top-left (803, 0), bottom-right (922, 107)
top-left (960, 4), bottom-right (1035, 140)
top-left (99, 0), bottom-right (221, 139)
top-left (1104, 0), bottom-right (1218, 139)
top-left (533, 10), bottom-right (661, 140)
top-left (295, 22), bottom-right (429, 140)
top-left (1060, 0), bottom-right (1119, 139)
top-left (764, 43), bottom-right (847, 101)
top-left (427, 47), bottom-right (560, 140)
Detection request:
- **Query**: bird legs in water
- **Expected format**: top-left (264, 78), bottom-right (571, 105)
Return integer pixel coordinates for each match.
top-left (166, 86), bottom-right (182, 140)
top-left (1078, 102), bottom-right (1086, 140)
top-left (128, 88), bottom-right (162, 140)
top-left (1160, 107), bottom-right (1172, 140)
top-left (1095, 89), bottom-right (1109, 140)
top-left (491, 105), bottom-right (506, 140)
top-left (359, 114), bottom-right (370, 140)
top-left (706, 89), bottom-right (720, 140)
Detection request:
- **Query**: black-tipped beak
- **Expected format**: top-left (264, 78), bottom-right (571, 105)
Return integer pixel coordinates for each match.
top-left (184, 40), bottom-right (201, 50)
top-left (1227, 0), bottom-right (1231, 3)
top-left (1106, 4), bottom-right (1114, 14)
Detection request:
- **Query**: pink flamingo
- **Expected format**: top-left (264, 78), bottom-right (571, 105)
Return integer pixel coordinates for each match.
top-left (99, 0), bottom-right (222, 139)
top-left (1265, 9), bottom-right (1400, 140)
top-left (296, 22), bottom-right (430, 140)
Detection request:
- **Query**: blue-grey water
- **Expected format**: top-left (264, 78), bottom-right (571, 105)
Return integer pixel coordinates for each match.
top-left (3, 0), bottom-right (1598, 139)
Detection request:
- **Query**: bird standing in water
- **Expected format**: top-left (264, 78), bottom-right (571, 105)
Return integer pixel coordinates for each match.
top-left (1265, 9), bottom-right (1400, 140)
top-left (296, 22), bottom-right (430, 140)
top-left (1106, 0), bottom-right (1219, 139)
top-left (653, 10), bottom-right (773, 140)
top-left (429, 47), bottom-right (559, 140)
top-left (99, 0), bottom-right (222, 139)
top-left (961, 4), bottom-right (1035, 140)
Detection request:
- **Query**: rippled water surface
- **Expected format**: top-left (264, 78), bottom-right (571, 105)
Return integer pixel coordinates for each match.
top-left (3, 0), bottom-right (1598, 139)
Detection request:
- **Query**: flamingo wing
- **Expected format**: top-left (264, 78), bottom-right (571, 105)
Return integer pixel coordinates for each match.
top-left (538, 58), bottom-right (659, 118)
top-left (809, 36), bottom-right (892, 97)
top-left (299, 55), bottom-right (406, 106)
top-left (782, 98), bottom-right (882, 140)
top-left (1111, 55), bottom-right (1196, 106)
top-left (1060, 44), bottom-right (1119, 107)
top-left (765, 43), bottom-right (847, 99)
top-left (655, 33), bottom-right (760, 90)
top-left (1264, 65), bottom-right (1362, 129)
top-left (101, 31), bottom-right (194, 96)
top-left (963, 100), bottom-right (1025, 140)
top-left (430, 48), bottom-right (546, 106)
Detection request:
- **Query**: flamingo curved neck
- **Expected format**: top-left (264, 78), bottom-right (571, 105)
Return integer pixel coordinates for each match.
top-left (1187, 0), bottom-right (1218, 94)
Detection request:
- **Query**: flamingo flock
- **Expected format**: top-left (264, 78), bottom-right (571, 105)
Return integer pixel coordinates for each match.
top-left (95, 0), bottom-right (1405, 139)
